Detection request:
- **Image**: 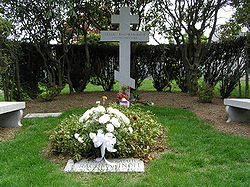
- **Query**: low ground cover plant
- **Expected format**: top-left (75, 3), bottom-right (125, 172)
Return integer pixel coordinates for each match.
top-left (198, 82), bottom-right (214, 103)
top-left (38, 85), bottom-right (63, 101)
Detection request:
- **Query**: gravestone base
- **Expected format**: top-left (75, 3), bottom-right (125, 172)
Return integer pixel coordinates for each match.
top-left (64, 158), bottom-right (144, 173)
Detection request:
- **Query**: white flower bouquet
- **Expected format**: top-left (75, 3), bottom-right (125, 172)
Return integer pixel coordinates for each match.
top-left (75, 105), bottom-right (133, 162)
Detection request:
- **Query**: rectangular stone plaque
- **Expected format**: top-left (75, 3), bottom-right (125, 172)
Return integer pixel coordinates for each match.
top-left (64, 158), bottom-right (144, 173)
top-left (100, 31), bottom-right (149, 41)
top-left (24, 113), bottom-right (62, 118)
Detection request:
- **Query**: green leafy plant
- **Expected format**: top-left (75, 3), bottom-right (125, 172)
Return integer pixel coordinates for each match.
top-left (198, 82), bottom-right (214, 103)
top-left (49, 114), bottom-right (94, 161)
top-left (131, 89), bottom-right (140, 101)
top-left (50, 104), bottom-right (165, 161)
top-left (38, 85), bottom-right (63, 101)
top-left (112, 104), bottom-right (164, 158)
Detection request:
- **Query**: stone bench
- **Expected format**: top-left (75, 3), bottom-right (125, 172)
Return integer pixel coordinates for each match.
top-left (0, 102), bottom-right (25, 128)
top-left (224, 99), bottom-right (250, 123)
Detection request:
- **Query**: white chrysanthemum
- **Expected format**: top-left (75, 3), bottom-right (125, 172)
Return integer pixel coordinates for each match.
top-left (74, 133), bottom-right (84, 143)
top-left (77, 137), bottom-right (84, 143)
top-left (79, 116), bottom-right (85, 123)
top-left (106, 107), bottom-right (114, 113)
top-left (107, 107), bottom-right (130, 125)
top-left (106, 123), bottom-right (114, 132)
top-left (79, 109), bottom-right (93, 122)
top-left (74, 133), bottom-right (80, 139)
top-left (99, 114), bottom-right (110, 124)
top-left (96, 101), bottom-right (101, 105)
top-left (89, 132), bottom-right (96, 139)
top-left (110, 117), bottom-right (120, 128)
top-left (128, 127), bottom-right (133, 134)
top-left (120, 113), bottom-right (130, 125)
top-left (107, 107), bottom-right (121, 116)
top-left (93, 106), bottom-right (106, 114)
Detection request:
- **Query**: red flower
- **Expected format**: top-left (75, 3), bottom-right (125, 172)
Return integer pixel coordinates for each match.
top-left (116, 93), bottom-right (129, 100)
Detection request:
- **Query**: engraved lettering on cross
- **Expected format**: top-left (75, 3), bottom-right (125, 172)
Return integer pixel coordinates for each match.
top-left (100, 7), bottom-right (149, 89)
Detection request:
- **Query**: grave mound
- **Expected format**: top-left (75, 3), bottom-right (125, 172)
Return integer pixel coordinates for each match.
top-left (49, 104), bottom-right (166, 163)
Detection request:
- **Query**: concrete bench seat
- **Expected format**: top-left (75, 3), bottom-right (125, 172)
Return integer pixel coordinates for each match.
top-left (0, 102), bottom-right (25, 128)
top-left (224, 99), bottom-right (250, 123)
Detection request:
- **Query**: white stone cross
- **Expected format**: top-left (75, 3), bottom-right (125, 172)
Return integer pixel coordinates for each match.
top-left (100, 7), bottom-right (149, 90)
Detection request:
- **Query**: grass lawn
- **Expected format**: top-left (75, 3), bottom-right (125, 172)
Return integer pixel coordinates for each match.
top-left (61, 80), bottom-right (158, 94)
top-left (1, 79), bottom-right (249, 102)
top-left (0, 94), bottom-right (3, 101)
top-left (0, 106), bottom-right (249, 186)
top-left (61, 79), bottom-right (248, 98)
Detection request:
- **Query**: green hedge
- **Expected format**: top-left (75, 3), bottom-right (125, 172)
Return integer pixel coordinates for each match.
top-left (1, 36), bottom-right (247, 100)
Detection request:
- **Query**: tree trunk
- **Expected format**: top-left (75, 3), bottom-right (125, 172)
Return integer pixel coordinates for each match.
top-left (245, 36), bottom-right (250, 97)
top-left (245, 61), bottom-right (249, 97)
top-left (185, 64), bottom-right (199, 95)
top-left (180, 44), bottom-right (200, 95)
top-left (3, 71), bottom-right (11, 101)
top-left (84, 35), bottom-right (90, 73)
top-left (57, 61), bottom-right (63, 86)
top-left (79, 32), bottom-right (91, 93)
top-left (64, 51), bottom-right (74, 94)
top-left (14, 58), bottom-right (21, 101)
top-left (34, 44), bottom-right (53, 85)
top-left (239, 79), bottom-right (242, 97)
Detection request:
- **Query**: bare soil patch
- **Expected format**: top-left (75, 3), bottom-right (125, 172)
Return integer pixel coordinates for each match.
top-left (1, 91), bottom-right (250, 142)
top-left (0, 127), bottom-right (20, 142)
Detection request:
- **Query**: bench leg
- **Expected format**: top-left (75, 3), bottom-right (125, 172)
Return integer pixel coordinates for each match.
top-left (226, 106), bottom-right (250, 123)
top-left (0, 110), bottom-right (23, 128)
